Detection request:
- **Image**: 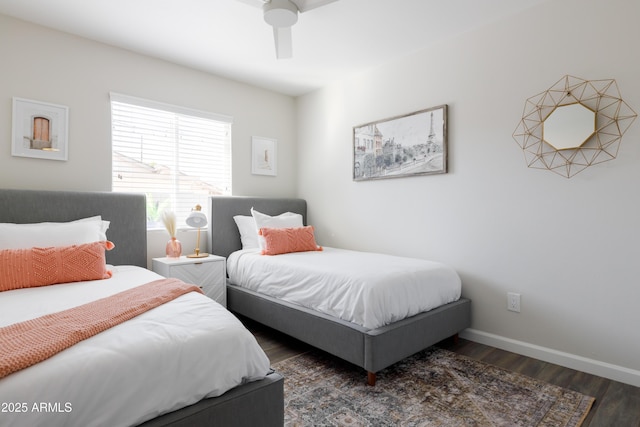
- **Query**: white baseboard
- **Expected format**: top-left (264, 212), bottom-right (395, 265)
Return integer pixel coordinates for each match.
top-left (460, 328), bottom-right (640, 388)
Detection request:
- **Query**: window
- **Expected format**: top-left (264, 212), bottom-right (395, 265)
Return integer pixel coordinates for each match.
top-left (110, 93), bottom-right (232, 228)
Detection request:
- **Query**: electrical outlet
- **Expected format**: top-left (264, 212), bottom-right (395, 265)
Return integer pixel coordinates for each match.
top-left (507, 292), bottom-right (521, 312)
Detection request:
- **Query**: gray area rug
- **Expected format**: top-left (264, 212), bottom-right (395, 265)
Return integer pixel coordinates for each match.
top-left (273, 347), bottom-right (594, 426)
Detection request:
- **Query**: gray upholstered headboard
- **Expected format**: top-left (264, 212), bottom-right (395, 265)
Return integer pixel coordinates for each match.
top-left (0, 189), bottom-right (147, 268)
top-left (208, 196), bottom-right (307, 259)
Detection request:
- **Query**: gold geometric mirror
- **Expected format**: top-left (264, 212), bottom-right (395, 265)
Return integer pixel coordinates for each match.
top-left (513, 75), bottom-right (637, 178)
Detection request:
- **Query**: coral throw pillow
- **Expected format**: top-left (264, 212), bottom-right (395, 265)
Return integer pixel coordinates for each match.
top-left (0, 241), bottom-right (114, 292)
top-left (259, 226), bottom-right (322, 256)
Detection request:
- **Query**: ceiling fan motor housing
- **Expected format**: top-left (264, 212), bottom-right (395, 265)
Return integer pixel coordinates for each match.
top-left (264, 0), bottom-right (298, 27)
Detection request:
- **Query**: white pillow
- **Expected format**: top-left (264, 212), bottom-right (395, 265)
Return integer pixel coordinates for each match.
top-left (0, 216), bottom-right (110, 250)
top-left (233, 215), bottom-right (259, 249)
top-left (75, 216), bottom-right (110, 241)
top-left (250, 207), bottom-right (304, 250)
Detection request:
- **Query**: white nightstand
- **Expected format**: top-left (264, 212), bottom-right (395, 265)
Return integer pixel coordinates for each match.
top-left (152, 255), bottom-right (227, 307)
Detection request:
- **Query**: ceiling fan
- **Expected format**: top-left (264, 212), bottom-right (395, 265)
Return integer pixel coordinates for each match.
top-left (237, 0), bottom-right (339, 59)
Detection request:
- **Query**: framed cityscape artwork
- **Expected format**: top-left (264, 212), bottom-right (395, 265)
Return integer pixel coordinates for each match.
top-left (353, 104), bottom-right (447, 181)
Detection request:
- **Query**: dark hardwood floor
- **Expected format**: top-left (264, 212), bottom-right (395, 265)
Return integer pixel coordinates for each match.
top-left (241, 317), bottom-right (640, 427)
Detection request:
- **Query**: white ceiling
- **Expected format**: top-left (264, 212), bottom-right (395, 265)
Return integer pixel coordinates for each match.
top-left (0, 0), bottom-right (549, 96)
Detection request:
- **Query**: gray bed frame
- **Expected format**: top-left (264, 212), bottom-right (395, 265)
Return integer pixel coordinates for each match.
top-left (208, 195), bottom-right (472, 385)
top-left (0, 189), bottom-right (284, 427)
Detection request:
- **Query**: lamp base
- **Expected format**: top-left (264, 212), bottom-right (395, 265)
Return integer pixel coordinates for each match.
top-left (187, 252), bottom-right (209, 258)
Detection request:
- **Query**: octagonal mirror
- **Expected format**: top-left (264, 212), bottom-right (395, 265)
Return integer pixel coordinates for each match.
top-left (543, 103), bottom-right (596, 150)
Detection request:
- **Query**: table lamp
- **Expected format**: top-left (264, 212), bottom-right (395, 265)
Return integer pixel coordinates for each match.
top-left (186, 204), bottom-right (209, 258)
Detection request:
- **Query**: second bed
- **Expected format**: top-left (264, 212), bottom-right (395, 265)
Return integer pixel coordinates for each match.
top-left (208, 196), bottom-right (471, 385)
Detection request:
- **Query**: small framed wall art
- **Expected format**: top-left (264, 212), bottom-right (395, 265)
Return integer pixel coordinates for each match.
top-left (353, 104), bottom-right (447, 181)
top-left (251, 136), bottom-right (277, 176)
top-left (12, 97), bottom-right (69, 161)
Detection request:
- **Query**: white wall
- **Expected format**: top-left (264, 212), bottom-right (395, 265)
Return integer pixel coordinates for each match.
top-left (0, 14), bottom-right (296, 197)
top-left (296, 0), bottom-right (640, 386)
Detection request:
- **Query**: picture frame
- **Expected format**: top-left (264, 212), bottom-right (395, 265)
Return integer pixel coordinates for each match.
top-left (353, 104), bottom-right (447, 181)
top-left (12, 97), bottom-right (69, 161)
top-left (251, 136), bottom-right (277, 176)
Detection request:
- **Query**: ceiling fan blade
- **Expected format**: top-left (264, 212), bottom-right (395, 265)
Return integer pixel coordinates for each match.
top-left (273, 26), bottom-right (293, 59)
top-left (291, 0), bottom-right (339, 13)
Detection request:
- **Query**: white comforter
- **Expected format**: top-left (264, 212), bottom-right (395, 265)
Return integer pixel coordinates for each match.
top-left (227, 247), bottom-right (461, 330)
top-left (0, 266), bottom-right (270, 427)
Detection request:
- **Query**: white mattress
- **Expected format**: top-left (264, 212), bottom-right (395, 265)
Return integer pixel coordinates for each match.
top-left (0, 266), bottom-right (270, 427)
top-left (227, 247), bottom-right (461, 330)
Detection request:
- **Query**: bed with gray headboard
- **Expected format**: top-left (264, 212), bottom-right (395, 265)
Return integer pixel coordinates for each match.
top-left (208, 195), bottom-right (471, 385)
top-left (0, 189), bottom-right (283, 427)
top-left (0, 189), bottom-right (147, 267)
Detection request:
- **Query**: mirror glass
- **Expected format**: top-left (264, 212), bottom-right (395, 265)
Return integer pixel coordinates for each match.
top-left (543, 103), bottom-right (595, 150)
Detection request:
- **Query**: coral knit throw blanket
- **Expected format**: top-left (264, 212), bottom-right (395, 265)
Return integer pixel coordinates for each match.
top-left (0, 278), bottom-right (203, 379)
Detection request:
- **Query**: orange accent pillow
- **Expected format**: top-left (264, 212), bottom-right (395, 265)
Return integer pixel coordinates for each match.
top-left (0, 241), bottom-right (115, 292)
top-left (259, 226), bottom-right (323, 256)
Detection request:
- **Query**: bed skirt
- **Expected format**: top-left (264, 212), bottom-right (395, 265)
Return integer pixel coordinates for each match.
top-left (137, 371), bottom-right (284, 427)
top-left (227, 283), bottom-right (471, 374)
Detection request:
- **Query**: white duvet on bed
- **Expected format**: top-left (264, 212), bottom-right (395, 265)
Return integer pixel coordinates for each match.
top-left (227, 247), bottom-right (462, 330)
top-left (0, 266), bottom-right (270, 427)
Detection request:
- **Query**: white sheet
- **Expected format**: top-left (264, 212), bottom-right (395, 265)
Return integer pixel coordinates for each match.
top-left (227, 247), bottom-right (461, 330)
top-left (0, 266), bottom-right (270, 427)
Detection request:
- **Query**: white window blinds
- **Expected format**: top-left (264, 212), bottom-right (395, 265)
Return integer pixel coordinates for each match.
top-left (110, 93), bottom-right (232, 228)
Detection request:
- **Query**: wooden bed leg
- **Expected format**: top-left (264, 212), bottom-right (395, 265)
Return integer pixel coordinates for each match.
top-left (367, 371), bottom-right (376, 386)
top-left (453, 333), bottom-right (459, 345)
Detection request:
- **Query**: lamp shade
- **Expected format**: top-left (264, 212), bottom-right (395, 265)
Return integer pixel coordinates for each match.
top-left (186, 205), bottom-right (207, 228)
top-left (185, 204), bottom-right (208, 258)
